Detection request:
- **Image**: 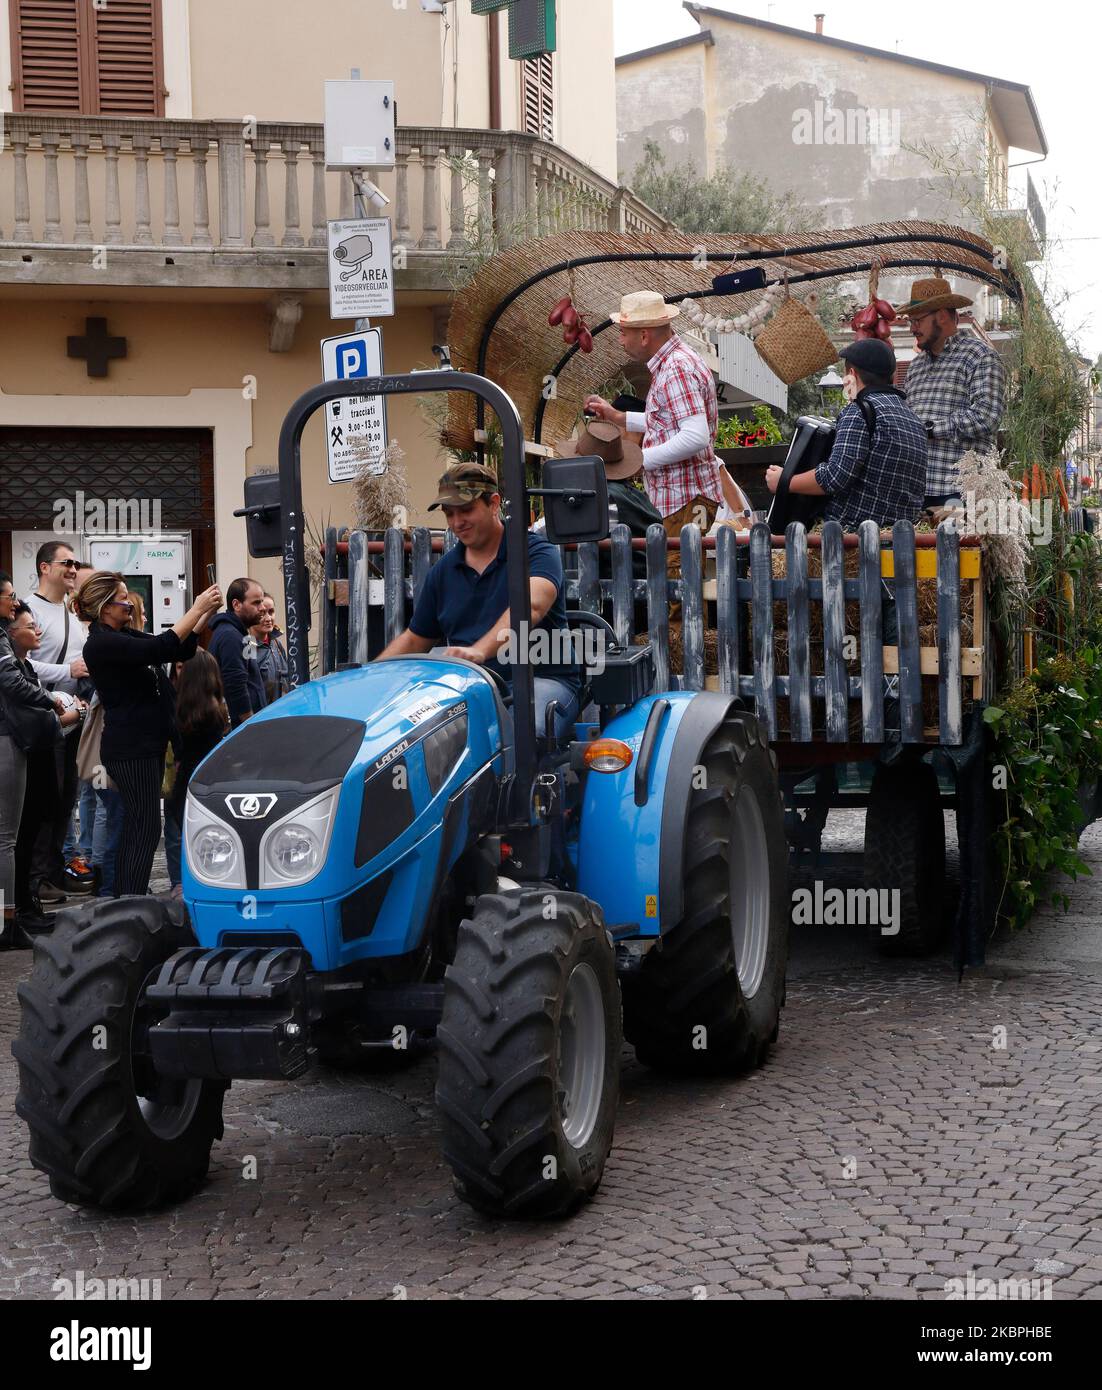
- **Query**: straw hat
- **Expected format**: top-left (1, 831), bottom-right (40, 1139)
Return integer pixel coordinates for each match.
top-left (894, 275), bottom-right (973, 317)
top-left (609, 290), bottom-right (680, 328)
top-left (555, 420), bottom-right (643, 481)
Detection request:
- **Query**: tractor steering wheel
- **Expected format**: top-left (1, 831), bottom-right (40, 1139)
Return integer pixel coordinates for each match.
top-left (567, 610), bottom-right (619, 650)
top-left (480, 664), bottom-right (511, 699)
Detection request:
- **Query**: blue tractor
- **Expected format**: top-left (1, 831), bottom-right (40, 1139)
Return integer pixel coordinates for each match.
top-left (15, 373), bottom-right (789, 1218)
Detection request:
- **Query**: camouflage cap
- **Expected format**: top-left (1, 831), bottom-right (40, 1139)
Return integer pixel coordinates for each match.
top-left (427, 462), bottom-right (501, 510)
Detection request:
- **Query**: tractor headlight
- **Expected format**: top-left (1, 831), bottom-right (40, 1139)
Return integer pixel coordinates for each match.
top-left (185, 794), bottom-right (246, 889)
top-left (259, 787), bottom-right (340, 889)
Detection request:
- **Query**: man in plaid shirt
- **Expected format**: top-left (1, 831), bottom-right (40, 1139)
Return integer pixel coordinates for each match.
top-left (765, 339), bottom-right (926, 530)
top-left (585, 291), bottom-right (724, 578)
top-left (895, 276), bottom-right (1007, 506)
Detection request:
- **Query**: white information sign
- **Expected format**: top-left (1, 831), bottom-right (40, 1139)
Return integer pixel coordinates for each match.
top-left (327, 217), bottom-right (395, 320)
top-left (320, 329), bottom-right (388, 485)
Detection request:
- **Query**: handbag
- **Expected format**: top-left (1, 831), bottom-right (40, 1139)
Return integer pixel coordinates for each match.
top-left (75, 698), bottom-right (116, 790)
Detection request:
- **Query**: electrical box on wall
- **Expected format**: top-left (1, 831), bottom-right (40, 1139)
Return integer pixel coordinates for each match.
top-left (324, 80), bottom-right (395, 170)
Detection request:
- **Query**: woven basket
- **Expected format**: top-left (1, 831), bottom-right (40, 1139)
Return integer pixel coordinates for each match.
top-left (754, 291), bottom-right (838, 385)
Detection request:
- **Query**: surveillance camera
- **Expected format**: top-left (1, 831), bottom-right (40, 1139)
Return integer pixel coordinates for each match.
top-left (421, 0), bottom-right (446, 12)
top-left (353, 173), bottom-right (391, 213)
top-left (361, 178), bottom-right (390, 212)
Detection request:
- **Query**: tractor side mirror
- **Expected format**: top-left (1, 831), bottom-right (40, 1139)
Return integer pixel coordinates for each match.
top-left (532, 457), bottom-right (610, 545)
top-left (234, 473), bottom-right (282, 559)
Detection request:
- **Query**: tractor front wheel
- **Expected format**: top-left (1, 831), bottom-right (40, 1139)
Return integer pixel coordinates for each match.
top-left (436, 890), bottom-right (621, 1219)
top-left (14, 897), bottom-right (226, 1209)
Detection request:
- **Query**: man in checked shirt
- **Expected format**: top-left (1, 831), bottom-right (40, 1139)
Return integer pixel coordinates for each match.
top-left (766, 338), bottom-right (926, 741)
top-left (764, 339), bottom-right (926, 529)
top-left (894, 276), bottom-right (1007, 509)
top-left (584, 290), bottom-right (726, 581)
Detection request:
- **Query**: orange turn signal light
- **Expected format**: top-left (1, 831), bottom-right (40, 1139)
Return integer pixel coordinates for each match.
top-left (583, 738), bottom-right (634, 773)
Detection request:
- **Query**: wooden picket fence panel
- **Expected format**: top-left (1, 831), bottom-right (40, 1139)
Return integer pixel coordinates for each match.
top-left (322, 519), bottom-right (982, 746)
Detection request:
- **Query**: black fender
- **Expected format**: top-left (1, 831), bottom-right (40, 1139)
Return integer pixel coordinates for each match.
top-left (658, 691), bottom-right (752, 929)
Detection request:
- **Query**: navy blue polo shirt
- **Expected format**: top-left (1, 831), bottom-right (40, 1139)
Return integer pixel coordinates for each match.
top-left (409, 528), bottom-right (580, 691)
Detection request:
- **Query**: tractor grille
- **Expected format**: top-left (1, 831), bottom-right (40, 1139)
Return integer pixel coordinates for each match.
top-left (219, 931), bottom-right (305, 952)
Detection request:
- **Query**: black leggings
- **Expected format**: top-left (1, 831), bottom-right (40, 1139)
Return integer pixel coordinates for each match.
top-left (15, 749), bottom-right (59, 911)
top-left (105, 755), bottom-right (164, 896)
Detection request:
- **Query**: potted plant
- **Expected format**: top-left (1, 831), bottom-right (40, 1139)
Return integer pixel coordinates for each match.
top-left (716, 404), bottom-right (789, 510)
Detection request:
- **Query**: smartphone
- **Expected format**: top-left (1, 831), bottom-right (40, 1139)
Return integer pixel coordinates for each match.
top-left (206, 563), bottom-right (216, 587)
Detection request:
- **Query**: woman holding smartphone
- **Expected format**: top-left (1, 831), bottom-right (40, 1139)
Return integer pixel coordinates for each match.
top-left (77, 572), bottom-right (222, 897)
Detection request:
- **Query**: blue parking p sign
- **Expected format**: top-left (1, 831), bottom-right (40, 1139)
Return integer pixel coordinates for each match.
top-left (320, 329), bottom-right (387, 484)
top-left (335, 340), bottom-right (369, 378)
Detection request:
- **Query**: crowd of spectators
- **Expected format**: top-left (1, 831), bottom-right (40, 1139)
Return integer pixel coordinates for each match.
top-left (0, 547), bottom-right (289, 949)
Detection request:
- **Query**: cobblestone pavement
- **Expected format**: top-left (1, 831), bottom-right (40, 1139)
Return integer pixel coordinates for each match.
top-left (2, 818), bottom-right (1101, 1301)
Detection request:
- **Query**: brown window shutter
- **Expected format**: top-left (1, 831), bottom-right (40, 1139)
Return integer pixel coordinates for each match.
top-left (9, 0), bottom-right (89, 113)
top-left (89, 0), bottom-right (164, 116)
top-left (521, 52), bottom-right (553, 142)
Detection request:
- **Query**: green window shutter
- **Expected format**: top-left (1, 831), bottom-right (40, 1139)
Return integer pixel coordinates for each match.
top-left (471, 1), bottom-right (512, 12)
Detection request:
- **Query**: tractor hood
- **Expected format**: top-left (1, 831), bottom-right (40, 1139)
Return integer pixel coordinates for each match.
top-left (185, 657), bottom-right (508, 898)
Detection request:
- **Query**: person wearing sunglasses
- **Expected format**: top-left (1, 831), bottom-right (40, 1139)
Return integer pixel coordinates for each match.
top-left (23, 541), bottom-right (94, 905)
top-left (77, 571), bottom-right (222, 897)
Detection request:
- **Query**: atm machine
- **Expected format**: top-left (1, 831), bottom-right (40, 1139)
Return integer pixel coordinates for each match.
top-left (85, 535), bottom-right (191, 631)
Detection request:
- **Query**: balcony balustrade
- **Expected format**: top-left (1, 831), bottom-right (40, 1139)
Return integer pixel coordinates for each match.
top-left (0, 114), bottom-right (673, 291)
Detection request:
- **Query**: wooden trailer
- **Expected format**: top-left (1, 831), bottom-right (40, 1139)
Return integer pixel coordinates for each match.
top-left (317, 515), bottom-right (996, 965)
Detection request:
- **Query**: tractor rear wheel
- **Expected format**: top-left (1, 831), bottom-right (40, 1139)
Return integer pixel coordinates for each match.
top-left (14, 897), bottom-right (226, 1210)
top-left (622, 712), bottom-right (789, 1074)
top-left (863, 759), bottom-right (947, 955)
top-left (436, 890), bottom-right (621, 1219)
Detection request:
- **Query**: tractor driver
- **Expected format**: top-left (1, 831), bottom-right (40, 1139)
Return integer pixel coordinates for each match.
top-left (378, 462), bottom-right (582, 738)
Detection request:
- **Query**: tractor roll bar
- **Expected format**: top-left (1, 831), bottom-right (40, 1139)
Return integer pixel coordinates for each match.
top-left (276, 371), bottom-right (538, 816)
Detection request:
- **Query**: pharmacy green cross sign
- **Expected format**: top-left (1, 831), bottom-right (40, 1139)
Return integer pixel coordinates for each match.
top-left (470, 0), bottom-right (556, 59)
